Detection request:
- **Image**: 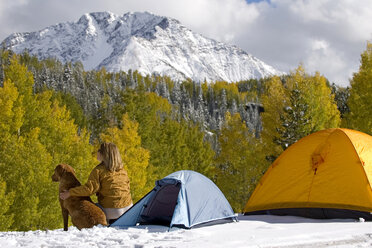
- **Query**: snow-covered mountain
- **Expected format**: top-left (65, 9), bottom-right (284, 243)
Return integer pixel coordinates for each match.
top-left (3, 11), bottom-right (282, 82)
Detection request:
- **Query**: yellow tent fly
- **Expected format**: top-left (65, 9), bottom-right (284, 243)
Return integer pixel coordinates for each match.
top-left (244, 128), bottom-right (372, 220)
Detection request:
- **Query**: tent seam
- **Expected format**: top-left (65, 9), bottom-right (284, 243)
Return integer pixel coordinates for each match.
top-left (339, 129), bottom-right (372, 194)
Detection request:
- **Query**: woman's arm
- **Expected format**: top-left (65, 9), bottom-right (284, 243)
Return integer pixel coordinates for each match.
top-left (68, 167), bottom-right (101, 197)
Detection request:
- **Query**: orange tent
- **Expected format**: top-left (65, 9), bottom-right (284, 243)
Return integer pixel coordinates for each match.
top-left (244, 128), bottom-right (372, 220)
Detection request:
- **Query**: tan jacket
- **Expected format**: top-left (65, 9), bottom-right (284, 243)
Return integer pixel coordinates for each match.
top-left (69, 163), bottom-right (132, 208)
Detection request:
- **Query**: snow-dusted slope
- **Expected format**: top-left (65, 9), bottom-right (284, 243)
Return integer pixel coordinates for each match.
top-left (3, 11), bottom-right (282, 82)
top-left (1, 215), bottom-right (372, 247)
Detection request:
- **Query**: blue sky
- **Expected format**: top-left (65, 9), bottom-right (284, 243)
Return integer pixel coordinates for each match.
top-left (1, 0), bottom-right (372, 86)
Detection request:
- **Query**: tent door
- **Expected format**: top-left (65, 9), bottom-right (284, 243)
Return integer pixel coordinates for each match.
top-left (139, 183), bottom-right (181, 226)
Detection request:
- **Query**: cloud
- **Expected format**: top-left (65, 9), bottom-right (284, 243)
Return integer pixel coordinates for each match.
top-left (0, 0), bottom-right (371, 86)
top-left (233, 0), bottom-right (372, 86)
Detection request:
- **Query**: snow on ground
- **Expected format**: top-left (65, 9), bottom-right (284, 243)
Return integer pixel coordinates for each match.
top-left (1, 214), bottom-right (372, 248)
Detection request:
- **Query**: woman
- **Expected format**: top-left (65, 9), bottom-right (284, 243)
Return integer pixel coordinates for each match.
top-left (60, 142), bottom-right (133, 224)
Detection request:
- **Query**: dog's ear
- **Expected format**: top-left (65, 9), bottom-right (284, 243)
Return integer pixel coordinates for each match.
top-left (52, 164), bottom-right (64, 182)
top-left (56, 164), bottom-right (67, 177)
top-left (62, 164), bottom-right (75, 175)
top-left (57, 164), bottom-right (64, 173)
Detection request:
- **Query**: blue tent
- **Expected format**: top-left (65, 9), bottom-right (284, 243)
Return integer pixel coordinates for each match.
top-left (110, 170), bottom-right (237, 229)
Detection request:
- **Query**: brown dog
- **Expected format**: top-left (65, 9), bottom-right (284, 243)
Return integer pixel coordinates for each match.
top-left (52, 164), bottom-right (107, 231)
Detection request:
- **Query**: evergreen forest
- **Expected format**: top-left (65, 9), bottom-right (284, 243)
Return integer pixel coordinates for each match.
top-left (0, 42), bottom-right (371, 231)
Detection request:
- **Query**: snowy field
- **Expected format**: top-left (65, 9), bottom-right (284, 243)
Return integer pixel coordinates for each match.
top-left (1, 214), bottom-right (372, 248)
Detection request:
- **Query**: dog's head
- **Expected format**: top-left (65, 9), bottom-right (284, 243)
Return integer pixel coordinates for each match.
top-left (52, 164), bottom-right (76, 182)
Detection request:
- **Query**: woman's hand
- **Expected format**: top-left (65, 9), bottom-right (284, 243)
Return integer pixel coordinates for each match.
top-left (60, 190), bottom-right (71, 200)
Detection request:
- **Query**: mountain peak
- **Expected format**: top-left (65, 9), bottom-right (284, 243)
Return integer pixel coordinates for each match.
top-left (78, 12), bottom-right (117, 27)
top-left (2, 11), bottom-right (282, 82)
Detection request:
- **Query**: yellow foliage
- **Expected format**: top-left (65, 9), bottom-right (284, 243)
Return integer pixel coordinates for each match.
top-left (0, 79), bottom-right (24, 136)
top-left (216, 112), bottom-right (268, 212)
top-left (0, 56), bottom-right (95, 231)
top-left (0, 177), bottom-right (14, 231)
top-left (346, 42), bottom-right (372, 134)
top-left (261, 76), bottom-right (288, 158)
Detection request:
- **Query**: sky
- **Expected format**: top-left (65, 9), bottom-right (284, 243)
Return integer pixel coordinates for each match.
top-left (1, 0), bottom-right (372, 87)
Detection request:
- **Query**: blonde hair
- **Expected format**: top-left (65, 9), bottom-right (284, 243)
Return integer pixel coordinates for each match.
top-left (98, 143), bottom-right (123, 172)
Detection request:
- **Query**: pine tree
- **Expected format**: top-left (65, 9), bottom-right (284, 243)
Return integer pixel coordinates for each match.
top-left (171, 81), bottom-right (182, 105)
top-left (261, 66), bottom-right (340, 161)
top-left (63, 63), bottom-right (73, 93)
top-left (331, 83), bottom-right (350, 120)
top-left (275, 83), bottom-right (311, 150)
